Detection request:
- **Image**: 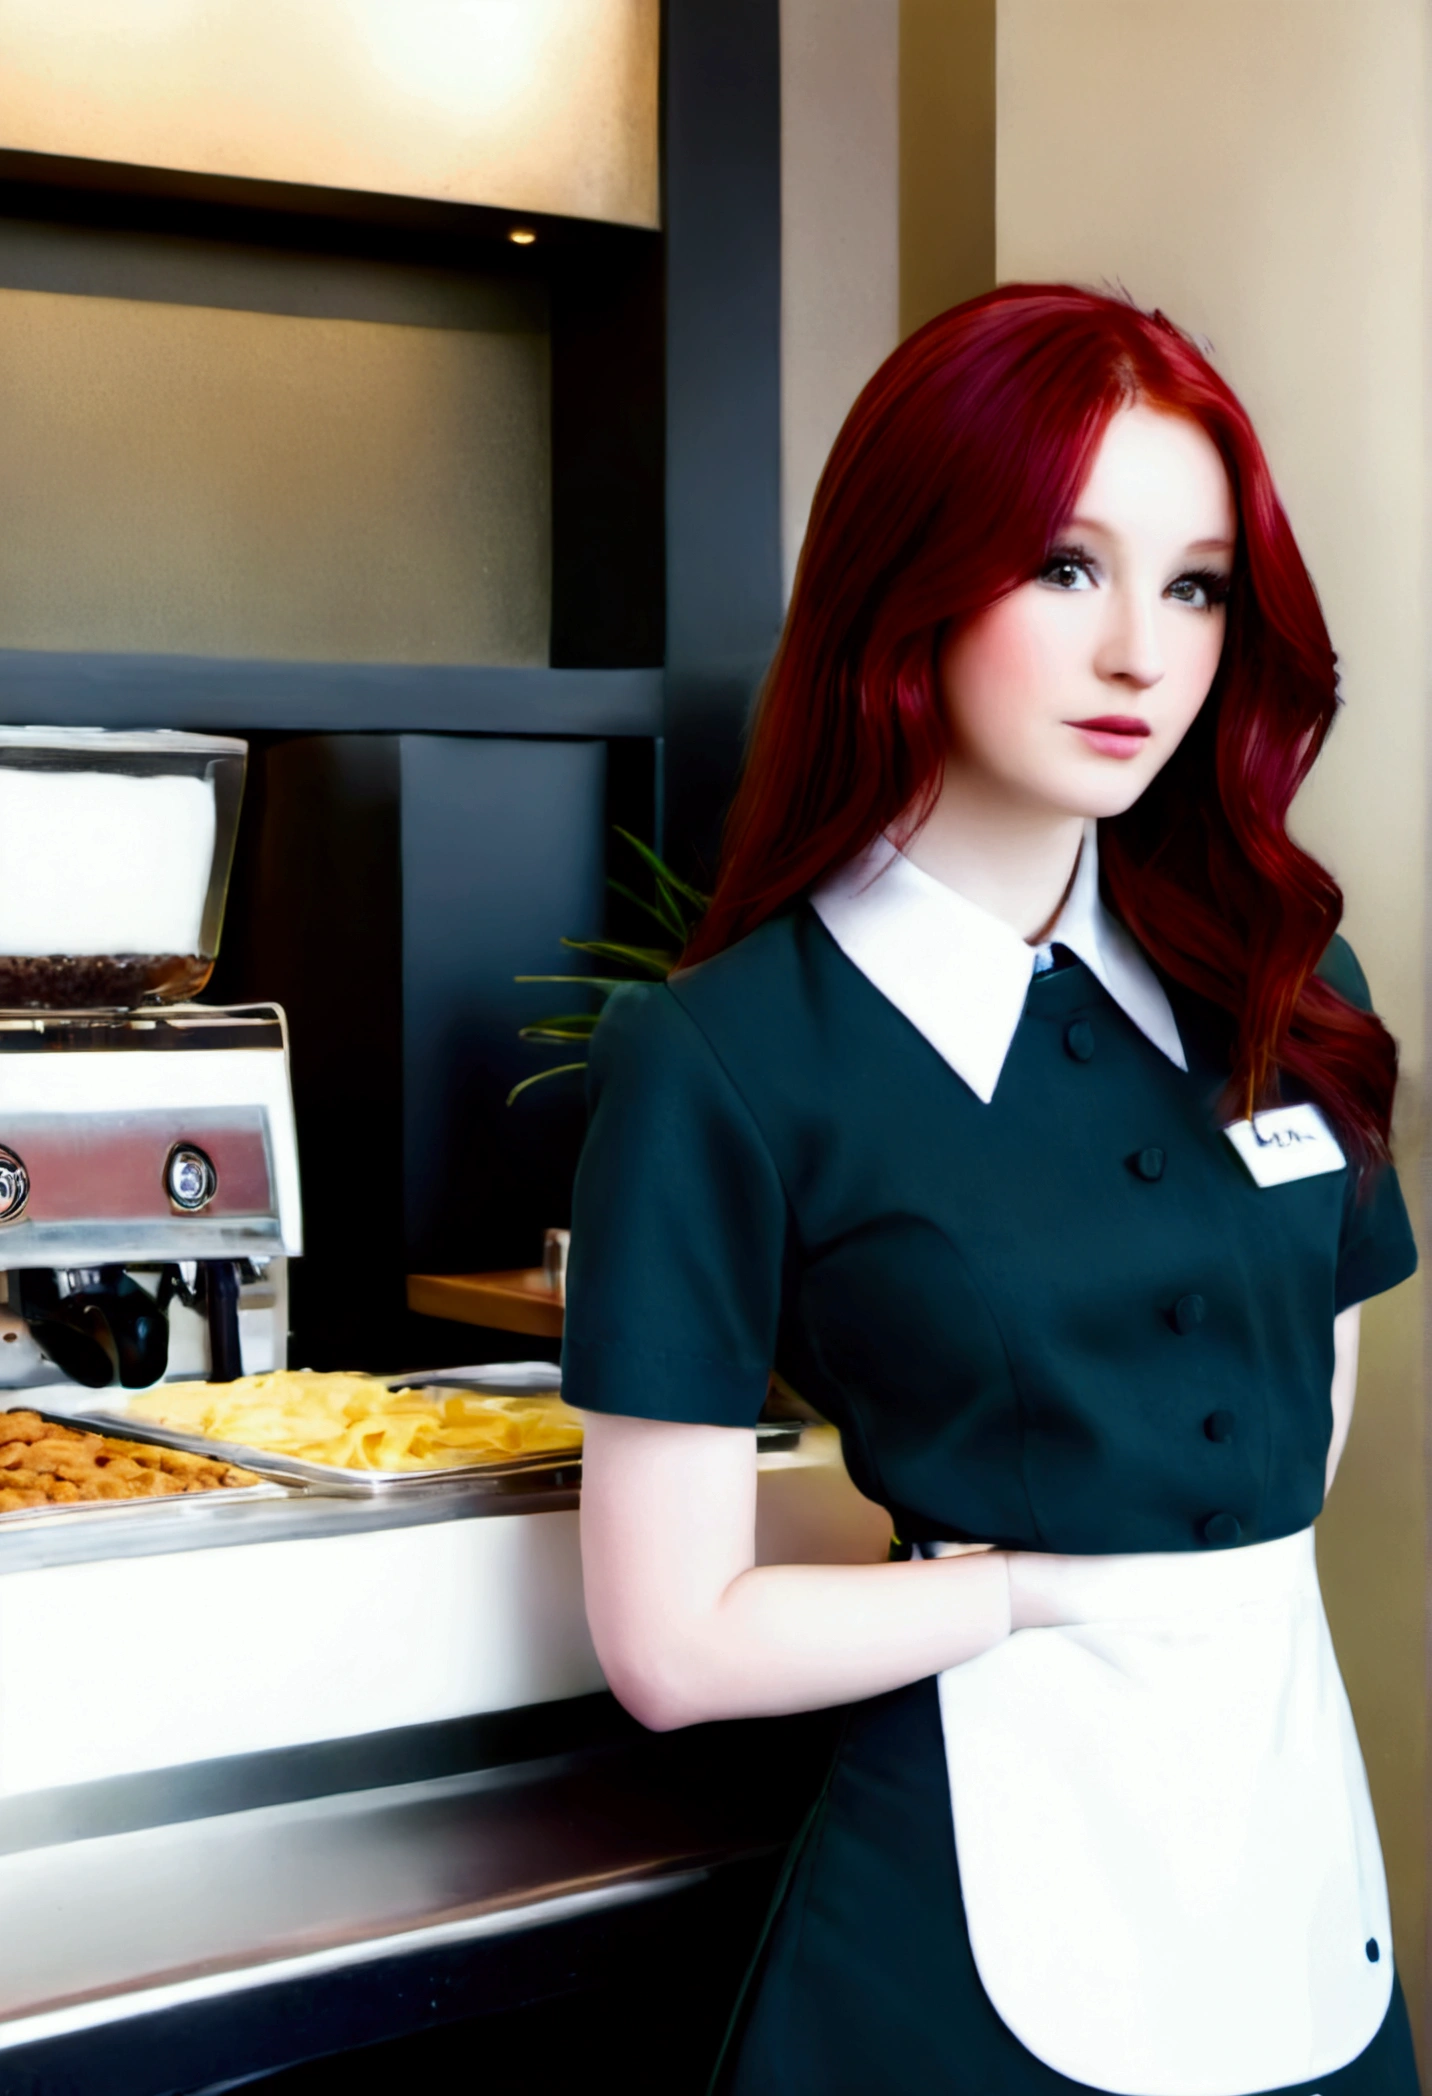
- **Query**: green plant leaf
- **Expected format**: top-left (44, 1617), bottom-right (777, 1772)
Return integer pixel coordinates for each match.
top-left (506, 1061), bottom-right (588, 1106)
top-left (559, 937), bottom-right (674, 978)
top-left (652, 877), bottom-right (695, 934)
top-left (509, 830), bottom-right (709, 1110)
top-left (615, 828), bottom-right (710, 911)
top-left (607, 875), bottom-right (686, 940)
top-left (518, 1014), bottom-right (603, 1042)
top-left (514, 975), bottom-right (627, 992)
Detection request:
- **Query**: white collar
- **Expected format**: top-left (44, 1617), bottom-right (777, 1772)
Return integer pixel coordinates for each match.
top-left (810, 823), bottom-right (1186, 1104)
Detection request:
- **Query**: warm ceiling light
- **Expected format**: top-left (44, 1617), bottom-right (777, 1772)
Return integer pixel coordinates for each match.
top-left (0, 3), bottom-right (658, 229)
top-left (508, 227), bottom-right (537, 246)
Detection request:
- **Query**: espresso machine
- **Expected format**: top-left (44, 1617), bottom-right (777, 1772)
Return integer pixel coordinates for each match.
top-left (0, 728), bottom-right (301, 1396)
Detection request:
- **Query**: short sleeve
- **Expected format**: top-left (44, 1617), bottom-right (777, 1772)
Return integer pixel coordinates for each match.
top-left (561, 981), bottom-right (787, 1426)
top-left (1317, 936), bottom-right (1419, 1312)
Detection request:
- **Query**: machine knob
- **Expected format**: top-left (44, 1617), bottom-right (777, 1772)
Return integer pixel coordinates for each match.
top-left (166, 1145), bottom-right (217, 1213)
top-left (0, 1148), bottom-right (29, 1223)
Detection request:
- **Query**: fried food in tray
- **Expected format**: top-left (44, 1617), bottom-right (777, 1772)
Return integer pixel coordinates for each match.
top-left (125, 1370), bottom-right (583, 1476)
top-left (0, 1409), bottom-right (260, 1510)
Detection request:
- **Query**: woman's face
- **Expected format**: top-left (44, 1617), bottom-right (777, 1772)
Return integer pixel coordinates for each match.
top-left (937, 404), bottom-right (1237, 822)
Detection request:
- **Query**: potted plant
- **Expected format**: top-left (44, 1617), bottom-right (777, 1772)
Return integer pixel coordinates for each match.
top-left (508, 830), bottom-right (708, 1103)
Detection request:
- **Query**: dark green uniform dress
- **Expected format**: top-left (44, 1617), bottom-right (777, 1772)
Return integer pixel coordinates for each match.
top-left (562, 882), bottom-right (1419, 2096)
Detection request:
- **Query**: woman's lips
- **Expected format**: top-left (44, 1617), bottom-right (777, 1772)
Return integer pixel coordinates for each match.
top-left (1068, 715), bottom-right (1152, 760)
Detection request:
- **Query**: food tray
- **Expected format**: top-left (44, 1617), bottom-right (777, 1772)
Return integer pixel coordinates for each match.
top-left (0, 1406), bottom-right (291, 1526)
top-left (37, 1363), bottom-right (803, 1497)
top-left (41, 1365), bottom-right (581, 1500)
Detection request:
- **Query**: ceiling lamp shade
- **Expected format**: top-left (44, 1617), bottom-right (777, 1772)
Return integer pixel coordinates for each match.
top-left (0, 0), bottom-right (659, 228)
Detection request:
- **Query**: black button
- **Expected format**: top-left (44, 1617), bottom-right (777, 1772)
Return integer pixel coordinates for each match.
top-left (1366, 1938), bottom-right (1380, 1963)
top-left (1172, 1293), bottom-right (1206, 1335)
top-left (1205, 1410), bottom-right (1236, 1444)
top-left (1203, 1512), bottom-right (1242, 1546)
top-left (1064, 1020), bottom-right (1095, 1062)
top-left (1128, 1146), bottom-right (1166, 1182)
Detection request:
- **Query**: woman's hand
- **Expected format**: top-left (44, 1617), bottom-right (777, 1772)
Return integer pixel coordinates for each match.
top-left (1005, 1550), bottom-right (1100, 1629)
top-left (579, 1411), bottom-right (1014, 1731)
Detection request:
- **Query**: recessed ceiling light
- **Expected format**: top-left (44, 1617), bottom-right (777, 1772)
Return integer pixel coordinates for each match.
top-left (508, 228), bottom-right (537, 246)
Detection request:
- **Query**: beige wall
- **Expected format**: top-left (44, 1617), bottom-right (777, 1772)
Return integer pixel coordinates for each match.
top-left (998, 0), bottom-right (1430, 2050)
top-left (779, 0), bottom-right (900, 595)
top-left (779, 0), bottom-right (999, 590)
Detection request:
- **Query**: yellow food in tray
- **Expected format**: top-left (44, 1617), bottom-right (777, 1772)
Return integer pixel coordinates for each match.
top-left (126, 1370), bottom-right (583, 1474)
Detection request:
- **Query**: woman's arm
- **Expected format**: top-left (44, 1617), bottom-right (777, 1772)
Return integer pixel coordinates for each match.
top-left (579, 1411), bottom-right (1013, 1731)
top-left (1324, 1302), bottom-right (1362, 1494)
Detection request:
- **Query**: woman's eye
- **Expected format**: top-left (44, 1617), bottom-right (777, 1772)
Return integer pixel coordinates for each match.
top-left (1167, 569), bottom-right (1230, 611)
top-left (1038, 553), bottom-right (1095, 591)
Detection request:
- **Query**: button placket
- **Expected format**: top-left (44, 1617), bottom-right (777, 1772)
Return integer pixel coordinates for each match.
top-left (1170, 1293), bottom-right (1206, 1336)
top-left (1127, 1146), bottom-right (1166, 1182)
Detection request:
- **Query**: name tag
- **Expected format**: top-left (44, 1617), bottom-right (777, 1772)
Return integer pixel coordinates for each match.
top-left (1224, 1102), bottom-right (1346, 1187)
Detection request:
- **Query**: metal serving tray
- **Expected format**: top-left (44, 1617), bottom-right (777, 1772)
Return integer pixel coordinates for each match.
top-left (0, 1406), bottom-right (290, 1526)
top-left (40, 1365), bottom-right (580, 1500)
top-left (37, 1364), bottom-right (803, 1498)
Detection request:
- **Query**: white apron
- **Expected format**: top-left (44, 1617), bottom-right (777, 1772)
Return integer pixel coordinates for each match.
top-left (928, 1529), bottom-right (1391, 2096)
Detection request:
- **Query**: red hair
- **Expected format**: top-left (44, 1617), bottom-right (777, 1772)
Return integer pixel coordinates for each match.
top-left (682, 284), bottom-right (1396, 1161)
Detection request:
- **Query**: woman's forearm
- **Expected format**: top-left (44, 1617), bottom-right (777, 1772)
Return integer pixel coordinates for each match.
top-left (579, 1412), bottom-right (1012, 1730)
top-left (626, 1551), bottom-right (1013, 1730)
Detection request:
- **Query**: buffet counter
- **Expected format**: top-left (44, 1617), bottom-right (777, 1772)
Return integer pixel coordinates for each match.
top-left (0, 1429), bottom-right (887, 2094)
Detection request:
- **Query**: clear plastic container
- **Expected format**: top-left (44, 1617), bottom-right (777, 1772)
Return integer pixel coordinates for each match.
top-left (0, 728), bottom-right (247, 1007)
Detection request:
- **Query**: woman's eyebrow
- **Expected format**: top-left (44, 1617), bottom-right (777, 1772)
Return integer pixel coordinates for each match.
top-left (1059, 517), bottom-right (1236, 557)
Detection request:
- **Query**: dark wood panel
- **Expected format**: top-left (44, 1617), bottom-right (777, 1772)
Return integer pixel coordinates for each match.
top-left (550, 234), bottom-right (665, 668)
top-left (662, 0), bottom-right (784, 881)
top-left (0, 652), bottom-right (663, 738)
top-left (0, 147), bottom-right (653, 260)
top-left (233, 735), bottom-right (610, 1370)
top-left (0, 207), bottom-right (549, 329)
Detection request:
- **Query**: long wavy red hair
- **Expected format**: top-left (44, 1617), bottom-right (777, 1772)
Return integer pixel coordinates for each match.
top-left (681, 284), bottom-right (1396, 1162)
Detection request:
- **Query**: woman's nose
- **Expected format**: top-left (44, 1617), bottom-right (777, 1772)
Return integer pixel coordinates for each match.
top-left (1095, 588), bottom-right (1165, 689)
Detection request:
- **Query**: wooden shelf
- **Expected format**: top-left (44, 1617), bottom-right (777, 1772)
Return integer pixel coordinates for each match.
top-left (407, 1269), bottom-right (564, 1340)
top-left (0, 653), bottom-right (664, 738)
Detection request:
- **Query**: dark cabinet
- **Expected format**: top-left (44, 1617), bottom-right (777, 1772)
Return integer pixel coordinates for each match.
top-left (240, 733), bottom-right (612, 1369)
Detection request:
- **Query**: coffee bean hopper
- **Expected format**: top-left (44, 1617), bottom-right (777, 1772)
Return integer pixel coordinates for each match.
top-left (0, 728), bottom-right (300, 1394)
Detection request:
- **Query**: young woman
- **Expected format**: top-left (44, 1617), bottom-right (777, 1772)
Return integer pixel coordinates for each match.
top-left (564, 286), bottom-right (1420, 2095)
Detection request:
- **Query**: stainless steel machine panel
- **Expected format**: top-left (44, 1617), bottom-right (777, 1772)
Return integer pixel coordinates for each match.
top-left (0, 1108), bottom-right (275, 1255)
top-left (0, 1003), bottom-right (300, 1386)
